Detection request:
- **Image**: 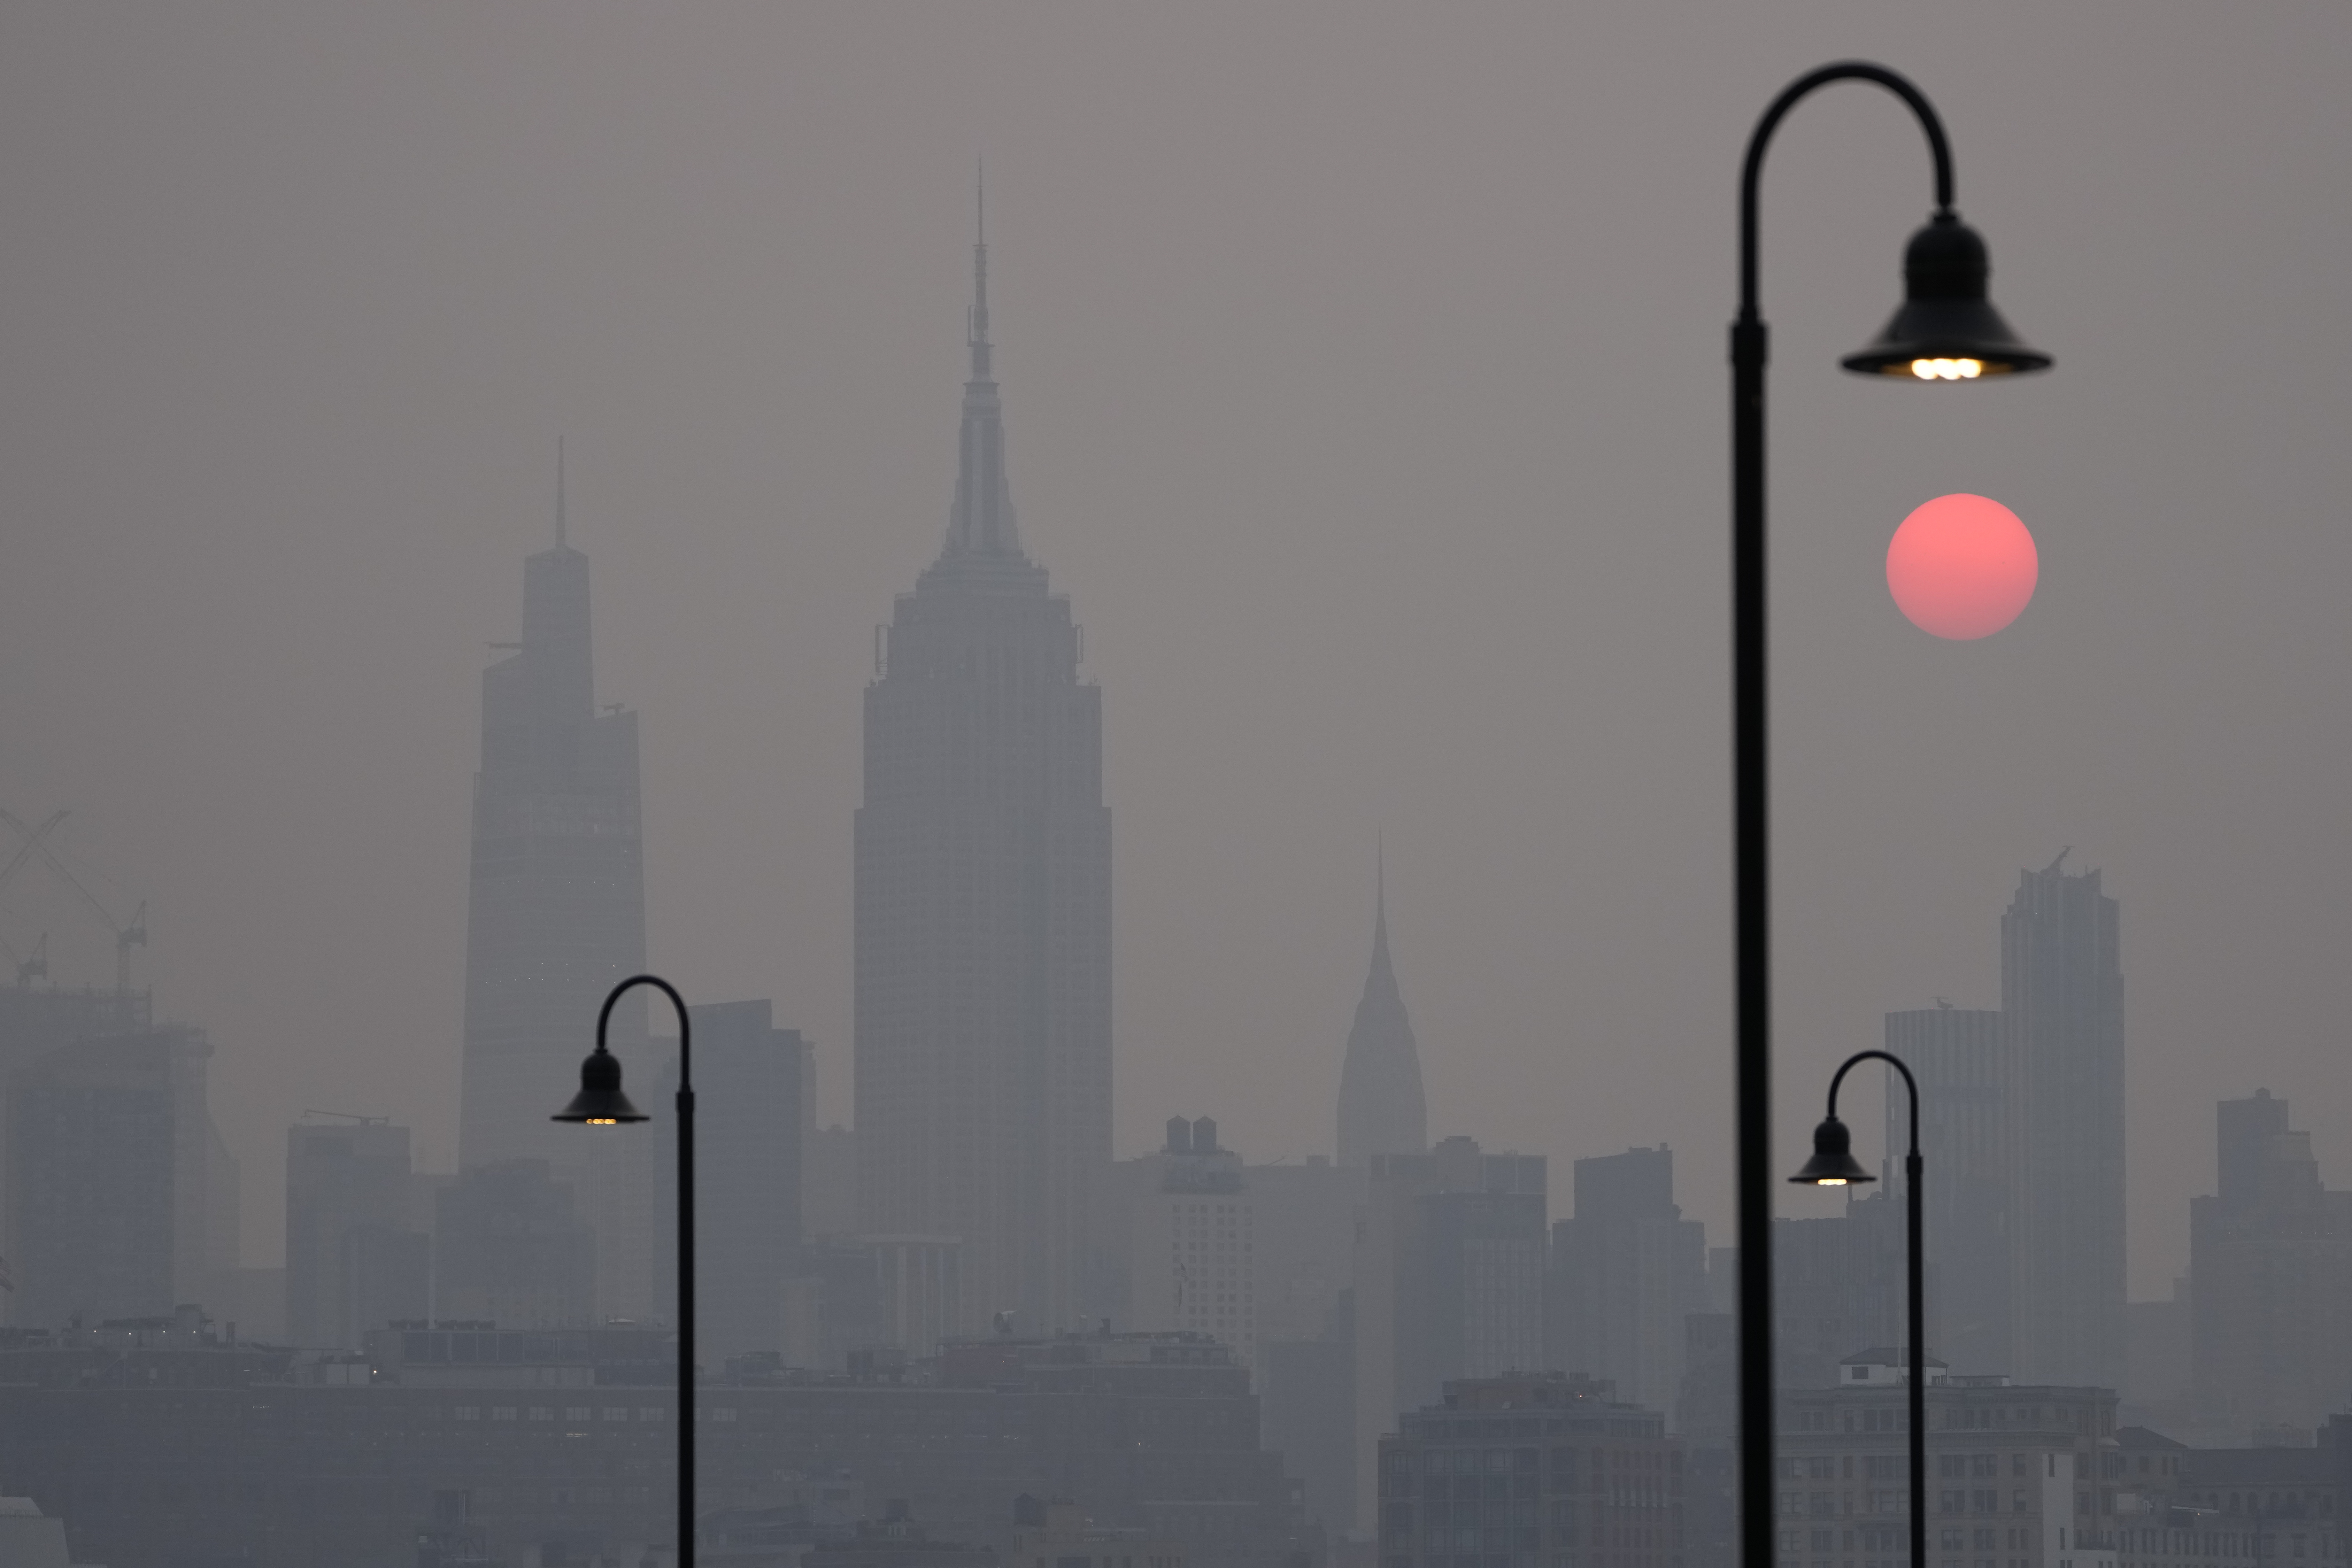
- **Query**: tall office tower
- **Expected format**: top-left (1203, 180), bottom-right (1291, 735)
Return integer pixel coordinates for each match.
top-left (1351, 1136), bottom-right (1548, 1534)
top-left (1772, 1206), bottom-right (1903, 1391)
top-left (0, 982), bottom-right (149, 1318)
top-left (2190, 1090), bottom-right (2352, 1436)
top-left (1336, 868), bottom-right (1427, 1168)
top-left (1884, 1002), bottom-right (2011, 1374)
top-left (644, 1000), bottom-right (805, 1359)
top-left (285, 1119), bottom-right (430, 1349)
top-left (854, 215), bottom-right (1111, 1338)
top-left (455, 466), bottom-right (651, 1319)
top-left (1546, 1144), bottom-right (1708, 1414)
top-left (2001, 851), bottom-right (2125, 1388)
top-left (5, 1026), bottom-right (239, 1327)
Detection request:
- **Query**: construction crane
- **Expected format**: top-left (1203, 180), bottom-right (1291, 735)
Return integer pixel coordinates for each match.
top-left (0, 808), bottom-right (147, 996)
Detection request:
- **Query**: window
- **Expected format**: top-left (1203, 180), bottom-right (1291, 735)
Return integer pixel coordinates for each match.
top-left (491, 1407), bottom-right (517, 1422)
top-left (1973, 1457), bottom-right (1999, 1479)
top-left (1943, 1492), bottom-right (1968, 1515)
top-left (566, 1407), bottom-right (590, 1422)
top-left (1943, 1531), bottom-right (1967, 1550)
top-left (1942, 1458), bottom-right (1969, 1481)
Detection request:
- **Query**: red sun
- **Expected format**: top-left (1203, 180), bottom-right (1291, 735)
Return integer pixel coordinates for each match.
top-left (1886, 493), bottom-right (2038, 640)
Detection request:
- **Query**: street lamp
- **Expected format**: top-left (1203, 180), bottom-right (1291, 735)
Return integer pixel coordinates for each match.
top-left (554, 973), bottom-right (694, 1568)
top-left (1791, 1050), bottom-right (1926, 1568)
top-left (1727, 60), bottom-right (2047, 1568)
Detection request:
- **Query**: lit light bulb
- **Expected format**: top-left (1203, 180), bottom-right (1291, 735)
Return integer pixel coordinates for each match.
top-left (586, 1118), bottom-right (618, 1126)
top-left (1815, 1177), bottom-right (1848, 1187)
top-left (1909, 358), bottom-right (1985, 381)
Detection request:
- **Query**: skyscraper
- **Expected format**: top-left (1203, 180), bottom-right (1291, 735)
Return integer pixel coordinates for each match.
top-left (2001, 851), bottom-right (2124, 1389)
top-left (1547, 1143), bottom-right (1708, 1414)
top-left (854, 210), bottom-right (1111, 1337)
top-left (1884, 1002), bottom-right (2010, 1374)
top-left (455, 462), bottom-right (651, 1318)
top-left (2189, 1089), bottom-right (2352, 1436)
top-left (1336, 865), bottom-right (1427, 1168)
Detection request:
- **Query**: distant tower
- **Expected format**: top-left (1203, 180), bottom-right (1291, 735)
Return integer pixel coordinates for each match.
top-left (455, 455), bottom-right (650, 1315)
top-left (1884, 1002), bottom-right (2010, 1375)
top-left (1336, 862), bottom-right (1427, 1167)
top-left (853, 200), bottom-right (1112, 1336)
top-left (2001, 850), bottom-right (2124, 1388)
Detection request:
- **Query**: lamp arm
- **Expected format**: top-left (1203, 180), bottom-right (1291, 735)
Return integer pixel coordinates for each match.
top-left (1824, 1046), bottom-right (1921, 1159)
top-left (1739, 62), bottom-right (1954, 319)
top-left (595, 972), bottom-right (693, 1089)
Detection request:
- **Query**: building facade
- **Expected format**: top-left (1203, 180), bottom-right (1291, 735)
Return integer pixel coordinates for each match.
top-left (855, 221), bottom-right (1111, 1338)
top-left (1376, 1371), bottom-right (1685, 1568)
top-left (1128, 1119), bottom-right (1259, 1367)
top-left (1776, 1352), bottom-right (2119, 1568)
top-left (2000, 854), bottom-right (2125, 1391)
top-left (1547, 1145), bottom-right (1709, 1418)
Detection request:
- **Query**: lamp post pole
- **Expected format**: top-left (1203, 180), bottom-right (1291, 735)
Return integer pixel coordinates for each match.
top-left (1728, 60), bottom-right (2048, 1568)
top-left (555, 974), bottom-right (694, 1568)
top-left (1791, 1051), bottom-right (1927, 1568)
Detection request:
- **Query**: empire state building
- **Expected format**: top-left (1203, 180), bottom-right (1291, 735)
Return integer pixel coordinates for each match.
top-left (854, 214), bottom-right (1111, 1335)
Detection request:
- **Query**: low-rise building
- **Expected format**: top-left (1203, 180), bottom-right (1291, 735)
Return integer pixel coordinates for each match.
top-left (1376, 1370), bottom-right (1683, 1568)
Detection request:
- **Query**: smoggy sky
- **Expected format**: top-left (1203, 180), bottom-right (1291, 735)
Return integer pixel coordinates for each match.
top-left (3, 3), bottom-right (2348, 1295)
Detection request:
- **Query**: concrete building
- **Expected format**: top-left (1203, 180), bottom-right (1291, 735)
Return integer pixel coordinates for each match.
top-left (2188, 1091), bottom-right (2352, 1438)
top-left (2001, 853), bottom-right (2125, 1391)
top-left (1375, 1370), bottom-right (1684, 1568)
top-left (854, 216), bottom-right (1111, 1340)
top-left (1775, 1209), bottom-right (1904, 1394)
top-left (3, 1024), bottom-right (238, 1329)
top-left (283, 1117), bottom-right (429, 1350)
top-left (1337, 868), bottom-right (1427, 1171)
top-left (1885, 1004), bottom-right (2012, 1378)
top-left (454, 463), bottom-right (654, 1323)
top-left (432, 1160), bottom-right (595, 1329)
top-left (1128, 1119), bottom-right (1257, 1366)
top-left (1775, 1350), bottom-right (2119, 1568)
top-left (1547, 1144), bottom-right (1709, 1417)
top-left (1354, 1137), bottom-right (1549, 1536)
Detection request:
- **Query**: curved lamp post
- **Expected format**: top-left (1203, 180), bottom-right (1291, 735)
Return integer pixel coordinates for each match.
top-left (554, 974), bottom-right (692, 1568)
top-left (1729, 60), bottom-right (2047, 1568)
top-left (1791, 1050), bottom-right (1925, 1568)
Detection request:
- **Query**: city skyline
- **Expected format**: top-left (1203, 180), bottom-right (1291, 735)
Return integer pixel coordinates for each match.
top-left (0, 5), bottom-right (2347, 1303)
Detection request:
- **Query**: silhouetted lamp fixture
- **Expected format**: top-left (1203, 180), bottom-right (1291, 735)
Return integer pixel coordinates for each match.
top-left (1789, 1113), bottom-right (1875, 1187)
top-left (1724, 60), bottom-right (2049, 1568)
top-left (552, 1044), bottom-right (649, 1127)
top-left (1840, 214), bottom-right (2053, 380)
top-left (552, 974), bottom-right (694, 1568)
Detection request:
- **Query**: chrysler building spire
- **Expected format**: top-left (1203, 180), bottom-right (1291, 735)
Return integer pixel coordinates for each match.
top-left (1337, 854), bottom-right (1428, 1167)
top-left (947, 169), bottom-right (1019, 557)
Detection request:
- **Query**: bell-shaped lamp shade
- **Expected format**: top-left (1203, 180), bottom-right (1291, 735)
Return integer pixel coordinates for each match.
top-left (1789, 1114), bottom-right (1876, 1187)
top-left (1842, 213), bottom-right (2052, 380)
top-left (552, 1045), bottom-right (648, 1126)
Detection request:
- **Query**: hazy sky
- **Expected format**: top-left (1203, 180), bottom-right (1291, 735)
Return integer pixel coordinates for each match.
top-left (4, 3), bottom-right (2349, 1296)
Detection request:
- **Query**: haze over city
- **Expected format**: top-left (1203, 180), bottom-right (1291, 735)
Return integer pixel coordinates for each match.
top-left (2, 10), bottom-right (2352, 1560)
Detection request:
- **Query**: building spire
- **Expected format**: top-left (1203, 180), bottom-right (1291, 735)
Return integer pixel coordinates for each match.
top-left (555, 435), bottom-right (567, 548)
top-left (945, 169), bottom-right (1020, 557)
top-left (969, 161), bottom-right (992, 382)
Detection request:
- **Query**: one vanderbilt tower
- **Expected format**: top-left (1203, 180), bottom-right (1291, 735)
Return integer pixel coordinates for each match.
top-left (457, 463), bottom-right (649, 1196)
top-left (855, 207), bottom-right (1111, 1336)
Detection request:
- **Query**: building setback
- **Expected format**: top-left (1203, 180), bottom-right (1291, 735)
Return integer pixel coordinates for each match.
top-left (855, 215), bottom-right (1111, 1338)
